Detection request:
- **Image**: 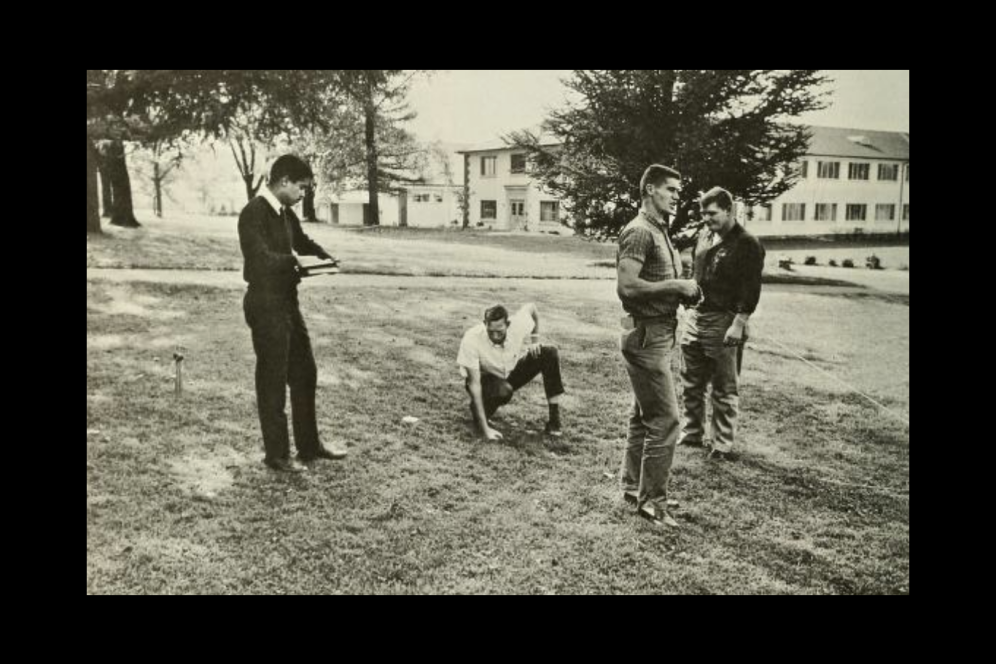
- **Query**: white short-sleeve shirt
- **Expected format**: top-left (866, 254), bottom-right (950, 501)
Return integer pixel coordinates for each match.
top-left (457, 310), bottom-right (535, 379)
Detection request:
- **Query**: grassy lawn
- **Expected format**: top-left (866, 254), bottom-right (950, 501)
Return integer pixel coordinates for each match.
top-left (761, 237), bottom-right (909, 271)
top-left (344, 225), bottom-right (616, 260)
top-left (87, 213), bottom-right (910, 301)
top-left (87, 273), bottom-right (909, 594)
top-left (87, 214), bottom-right (617, 279)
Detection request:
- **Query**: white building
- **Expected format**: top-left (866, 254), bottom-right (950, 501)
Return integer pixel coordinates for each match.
top-left (745, 126), bottom-right (909, 238)
top-left (314, 184), bottom-right (461, 228)
top-left (458, 127), bottom-right (909, 238)
top-left (458, 139), bottom-right (567, 232)
top-left (402, 183), bottom-right (463, 228)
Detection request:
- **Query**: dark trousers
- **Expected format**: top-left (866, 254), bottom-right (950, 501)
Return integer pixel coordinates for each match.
top-left (243, 287), bottom-right (321, 461)
top-left (468, 346), bottom-right (564, 423)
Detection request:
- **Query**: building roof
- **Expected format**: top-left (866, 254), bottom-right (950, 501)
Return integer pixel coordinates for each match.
top-left (805, 125), bottom-right (909, 160)
top-left (457, 137), bottom-right (561, 154)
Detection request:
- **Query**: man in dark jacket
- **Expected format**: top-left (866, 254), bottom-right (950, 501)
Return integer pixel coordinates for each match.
top-left (679, 187), bottom-right (765, 461)
top-left (238, 154), bottom-right (346, 473)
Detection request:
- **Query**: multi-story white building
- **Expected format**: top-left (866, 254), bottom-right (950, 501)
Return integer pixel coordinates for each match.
top-left (459, 126), bottom-right (909, 238)
top-left (745, 126), bottom-right (909, 237)
top-left (458, 139), bottom-right (566, 232)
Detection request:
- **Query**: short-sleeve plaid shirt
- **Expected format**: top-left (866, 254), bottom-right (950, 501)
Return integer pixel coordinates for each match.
top-left (616, 209), bottom-right (681, 319)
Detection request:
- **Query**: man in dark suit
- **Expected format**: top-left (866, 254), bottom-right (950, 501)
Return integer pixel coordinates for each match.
top-left (238, 154), bottom-right (346, 473)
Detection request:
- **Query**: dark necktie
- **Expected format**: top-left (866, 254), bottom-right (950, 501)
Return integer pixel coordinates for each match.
top-left (280, 207), bottom-right (293, 249)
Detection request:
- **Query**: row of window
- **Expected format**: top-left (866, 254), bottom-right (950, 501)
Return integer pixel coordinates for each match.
top-left (412, 193), bottom-right (444, 203)
top-left (803, 161), bottom-right (908, 182)
top-left (480, 200), bottom-right (560, 221)
top-left (480, 154), bottom-right (527, 177)
top-left (770, 203), bottom-right (910, 223)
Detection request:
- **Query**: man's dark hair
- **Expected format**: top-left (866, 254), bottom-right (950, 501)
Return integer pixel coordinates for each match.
top-left (484, 305), bottom-right (509, 324)
top-left (270, 155), bottom-right (314, 184)
top-left (640, 164), bottom-right (682, 198)
top-left (700, 186), bottom-right (734, 212)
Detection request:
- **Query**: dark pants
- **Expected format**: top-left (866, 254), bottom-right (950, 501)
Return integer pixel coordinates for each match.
top-left (243, 287), bottom-right (321, 461)
top-left (468, 346), bottom-right (564, 424)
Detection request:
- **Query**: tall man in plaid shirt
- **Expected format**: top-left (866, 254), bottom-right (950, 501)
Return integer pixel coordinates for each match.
top-left (615, 164), bottom-right (700, 528)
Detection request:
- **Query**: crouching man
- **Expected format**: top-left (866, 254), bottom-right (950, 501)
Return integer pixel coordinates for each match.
top-left (456, 303), bottom-right (565, 442)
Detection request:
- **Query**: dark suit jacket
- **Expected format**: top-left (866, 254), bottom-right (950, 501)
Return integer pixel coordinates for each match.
top-left (238, 196), bottom-right (327, 291)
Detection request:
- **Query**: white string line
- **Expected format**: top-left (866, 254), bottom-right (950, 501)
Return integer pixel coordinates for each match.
top-left (752, 334), bottom-right (910, 428)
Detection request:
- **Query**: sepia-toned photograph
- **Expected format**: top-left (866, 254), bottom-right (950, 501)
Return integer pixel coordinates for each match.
top-left (86, 70), bottom-right (909, 594)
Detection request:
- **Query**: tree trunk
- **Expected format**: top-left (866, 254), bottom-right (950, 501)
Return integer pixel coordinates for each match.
top-left (231, 138), bottom-right (263, 202)
top-left (87, 138), bottom-right (101, 233)
top-left (98, 154), bottom-right (113, 217)
top-left (302, 186), bottom-right (317, 222)
top-left (153, 162), bottom-right (163, 217)
top-left (364, 81), bottom-right (379, 226)
top-left (242, 174), bottom-right (263, 202)
top-left (107, 140), bottom-right (140, 228)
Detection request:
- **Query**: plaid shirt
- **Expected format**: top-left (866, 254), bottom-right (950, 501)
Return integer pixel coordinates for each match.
top-left (616, 208), bottom-right (681, 319)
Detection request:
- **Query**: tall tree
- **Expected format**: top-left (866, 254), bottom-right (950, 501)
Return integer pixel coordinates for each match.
top-left (133, 138), bottom-right (186, 217)
top-left (97, 153), bottom-right (113, 217)
top-left (87, 70), bottom-right (149, 228)
top-left (212, 70), bottom-right (351, 203)
top-left (509, 70), bottom-right (830, 246)
top-left (337, 70), bottom-right (430, 226)
top-left (86, 70), bottom-right (343, 232)
top-left (87, 137), bottom-right (101, 233)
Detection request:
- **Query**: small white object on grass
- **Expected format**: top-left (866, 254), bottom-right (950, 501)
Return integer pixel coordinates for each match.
top-left (402, 416), bottom-right (420, 425)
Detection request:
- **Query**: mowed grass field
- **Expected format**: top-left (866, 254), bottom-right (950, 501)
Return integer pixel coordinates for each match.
top-left (86, 213), bottom-right (617, 279)
top-left (86, 214), bottom-right (909, 594)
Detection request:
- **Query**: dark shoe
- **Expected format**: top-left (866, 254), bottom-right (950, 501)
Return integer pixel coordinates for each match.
top-left (264, 457), bottom-right (308, 473)
top-left (544, 421), bottom-right (563, 438)
top-left (679, 438), bottom-right (707, 448)
top-left (708, 449), bottom-right (737, 462)
top-left (626, 491), bottom-right (679, 510)
top-left (638, 503), bottom-right (679, 528)
top-left (310, 442), bottom-right (348, 461)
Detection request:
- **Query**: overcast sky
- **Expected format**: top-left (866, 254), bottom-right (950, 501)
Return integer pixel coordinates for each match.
top-left (406, 70), bottom-right (910, 146)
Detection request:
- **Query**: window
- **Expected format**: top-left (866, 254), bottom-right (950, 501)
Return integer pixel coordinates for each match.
top-left (814, 203), bottom-right (838, 222)
top-left (510, 153), bottom-right (526, 174)
top-left (413, 193), bottom-right (431, 203)
top-left (481, 200), bottom-right (497, 220)
top-left (878, 163), bottom-right (899, 181)
top-left (903, 204), bottom-right (909, 221)
top-left (817, 161), bottom-right (840, 179)
top-left (481, 156), bottom-right (496, 177)
top-left (540, 201), bottom-right (560, 222)
top-left (798, 161), bottom-right (808, 178)
top-left (845, 204), bottom-right (867, 221)
top-left (782, 203), bottom-right (806, 222)
top-left (875, 204), bottom-right (896, 221)
top-left (848, 163), bottom-right (870, 180)
top-left (434, 193), bottom-right (444, 203)
top-left (755, 205), bottom-right (772, 222)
